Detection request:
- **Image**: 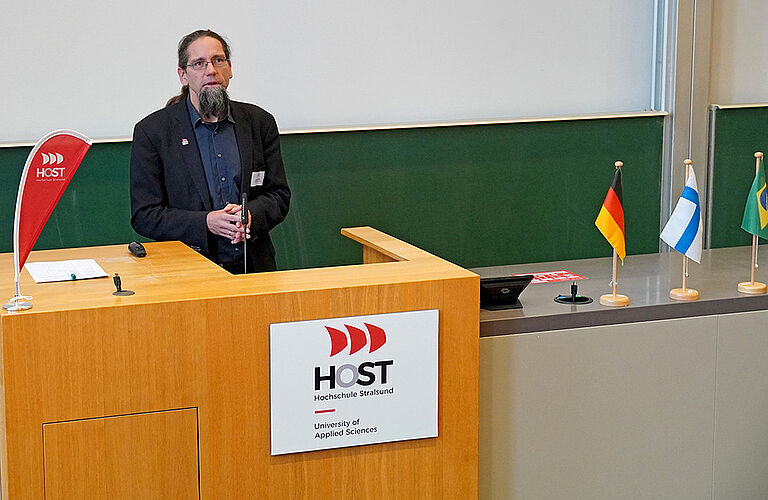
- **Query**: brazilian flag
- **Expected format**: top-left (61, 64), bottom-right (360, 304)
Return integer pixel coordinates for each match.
top-left (741, 157), bottom-right (768, 239)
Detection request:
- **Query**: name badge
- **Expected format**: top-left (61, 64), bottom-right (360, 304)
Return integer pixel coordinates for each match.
top-left (251, 171), bottom-right (265, 187)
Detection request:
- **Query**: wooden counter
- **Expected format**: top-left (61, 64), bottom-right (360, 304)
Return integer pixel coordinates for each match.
top-left (0, 227), bottom-right (479, 499)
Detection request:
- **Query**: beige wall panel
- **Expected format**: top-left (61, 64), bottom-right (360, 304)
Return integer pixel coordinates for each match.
top-left (713, 310), bottom-right (768, 500)
top-left (710, 0), bottom-right (768, 104)
top-left (479, 317), bottom-right (717, 500)
top-left (43, 408), bottom-right (199, 500)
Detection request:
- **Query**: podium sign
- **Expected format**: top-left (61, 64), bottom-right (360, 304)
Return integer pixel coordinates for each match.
top-left (270, 309), bottom-right (438, 455)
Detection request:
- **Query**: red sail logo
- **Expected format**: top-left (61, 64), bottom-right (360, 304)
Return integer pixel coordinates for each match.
top-left (324, 323), bottom-right (387, 357)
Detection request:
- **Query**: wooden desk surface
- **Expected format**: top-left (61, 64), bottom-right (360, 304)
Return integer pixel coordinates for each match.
top-left (0, 227), bottom-right (476, 316)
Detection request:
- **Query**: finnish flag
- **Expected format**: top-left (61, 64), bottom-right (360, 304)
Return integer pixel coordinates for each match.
top-left (661, 168), bottom-right (702, 263)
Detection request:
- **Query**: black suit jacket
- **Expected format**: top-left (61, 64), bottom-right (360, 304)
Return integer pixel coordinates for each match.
top-left (130, 99), bottom-right (290, 271)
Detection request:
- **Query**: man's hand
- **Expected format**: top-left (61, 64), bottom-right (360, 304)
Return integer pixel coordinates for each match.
top-left (229, 203), bottom-right (252, 244)
top-left (206, 203), bottom-right (251, 244)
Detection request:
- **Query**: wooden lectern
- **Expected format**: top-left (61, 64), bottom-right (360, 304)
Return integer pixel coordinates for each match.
top-left (0, 227), bottom-right (478, 499)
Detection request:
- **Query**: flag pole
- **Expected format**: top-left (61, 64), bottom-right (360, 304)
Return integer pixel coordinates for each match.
top-left (670, 159), bottom-right (700, 301)
top-left (738, 151), bottom-right (767, 294)
top-left (599, 248), bottom-right (629, 306)
top-left (599, 161), bottom-right (629, 307)
top-left (3, 140), bottom-right (38, 312)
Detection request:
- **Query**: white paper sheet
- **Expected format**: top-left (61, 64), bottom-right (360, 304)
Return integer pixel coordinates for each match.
top-left (24, 259), bottom-right (108, 283)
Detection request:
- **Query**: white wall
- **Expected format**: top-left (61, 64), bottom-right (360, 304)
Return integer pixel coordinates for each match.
top-left (7, 0), bottom-right (655, 143)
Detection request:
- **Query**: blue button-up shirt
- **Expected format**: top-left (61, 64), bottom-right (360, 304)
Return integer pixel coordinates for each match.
top-left (187, 98), bottom-right (243, 263)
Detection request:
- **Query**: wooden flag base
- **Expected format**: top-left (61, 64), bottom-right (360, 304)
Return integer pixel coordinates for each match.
top-left (669, 288), bottom-right (699, 301)
top-left (737, 281), bottom-right (767, 294)
top-left (599, 293), bottom-right (629, 307)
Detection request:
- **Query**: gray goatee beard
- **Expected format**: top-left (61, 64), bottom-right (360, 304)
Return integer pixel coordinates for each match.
top-left (199, 86), bottom-right (230, 120)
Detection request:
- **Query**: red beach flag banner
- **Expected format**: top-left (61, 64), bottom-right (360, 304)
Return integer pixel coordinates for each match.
top-left (595, 167), bottom-right (626, 261)
top-left (13, 130), bottom-right (92, 279)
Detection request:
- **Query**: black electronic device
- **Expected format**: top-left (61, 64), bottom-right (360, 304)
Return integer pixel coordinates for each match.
top-left (240, 193), bottom-right (248, 227)
top-left (480, 274), bottom-right (534, 310)
top-left (128, 241), bottom-right (146, 258)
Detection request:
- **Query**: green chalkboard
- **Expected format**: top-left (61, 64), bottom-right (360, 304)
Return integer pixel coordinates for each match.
top-left (0, 116), bottom-right (664, 269)
top-left (272, 117), bottom-right (664, 269)
top-left (709, 106), bottom-right (768, 249)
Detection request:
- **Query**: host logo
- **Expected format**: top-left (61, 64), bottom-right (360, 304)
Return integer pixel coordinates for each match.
top-left (36, 167), bottom-right (65, 178)
top-left (314, 360), bottom-right (393, 390)
top-left (325, 323), bottom-right (386, 356)
top-left (40, 152), bottom-right (64, 165)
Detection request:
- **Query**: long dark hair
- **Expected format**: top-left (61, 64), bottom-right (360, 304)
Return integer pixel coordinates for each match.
top-left (166, 29), bottom-right (231, 107)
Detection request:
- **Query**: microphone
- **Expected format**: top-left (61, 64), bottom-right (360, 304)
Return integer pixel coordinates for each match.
top-left (241, 193), bottom-right (248, 274)
top-left (112, 272), bottom-right (135, 296)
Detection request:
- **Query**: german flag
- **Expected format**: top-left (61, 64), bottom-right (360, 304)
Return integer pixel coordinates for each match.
top-left (595, 168), bottom-right (626, 261)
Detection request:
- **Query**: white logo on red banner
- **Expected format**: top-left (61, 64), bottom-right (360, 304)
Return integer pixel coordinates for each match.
top-left (13, 130), bottom-right (92, 277)
top-left (40, 152), bottom-right (65, 165)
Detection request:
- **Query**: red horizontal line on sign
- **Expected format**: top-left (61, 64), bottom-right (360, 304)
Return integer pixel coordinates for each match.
top-left (315, 409), bottom-right (335, 414)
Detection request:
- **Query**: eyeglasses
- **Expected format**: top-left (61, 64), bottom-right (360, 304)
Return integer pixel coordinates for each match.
top-left (186, 56), bottom-right (229, 71)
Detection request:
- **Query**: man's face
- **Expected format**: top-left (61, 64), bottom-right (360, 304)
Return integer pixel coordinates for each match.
top-left (178, 36), bottom-right (233, 106)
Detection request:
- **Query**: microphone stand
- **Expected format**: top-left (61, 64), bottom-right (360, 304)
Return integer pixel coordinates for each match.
top-left (241, 193), bottom-right (248, 275)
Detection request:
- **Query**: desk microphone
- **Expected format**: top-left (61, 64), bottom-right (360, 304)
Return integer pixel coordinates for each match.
top-left (112, 273), bottom-right (135, 296)
top-left (241, 193), bottom-right (248, 274)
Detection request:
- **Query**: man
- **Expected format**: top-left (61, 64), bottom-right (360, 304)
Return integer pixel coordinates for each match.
top-left (130, 30), bottom-right (290, 273)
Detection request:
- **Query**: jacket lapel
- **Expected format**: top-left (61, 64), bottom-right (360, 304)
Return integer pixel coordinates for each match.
top-left (171, 101), bottom-right (213, 211)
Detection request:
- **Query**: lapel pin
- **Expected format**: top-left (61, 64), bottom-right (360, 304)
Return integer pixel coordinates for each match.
top-left (181, 138), bottom-right (189, 146)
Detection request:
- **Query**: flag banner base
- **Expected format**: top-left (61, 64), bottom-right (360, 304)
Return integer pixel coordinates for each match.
top-left (599, 293), bottom-right (629, 307)
top-left (737, 281), bottom-right (767, 295)
top-left (669, 288), bottom-right (699, 301)
top-left (3, 295), bottom-right (32, 311)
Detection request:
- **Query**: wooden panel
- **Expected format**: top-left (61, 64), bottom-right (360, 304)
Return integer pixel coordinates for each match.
top-left (197, 277), bottom-right (478, 498)
top-left (362, 246), bottom-right (399, 264)
top-left (43, 409), bottom-right (199, 500)
top-left (0, 228), bottom-right (478, 499)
